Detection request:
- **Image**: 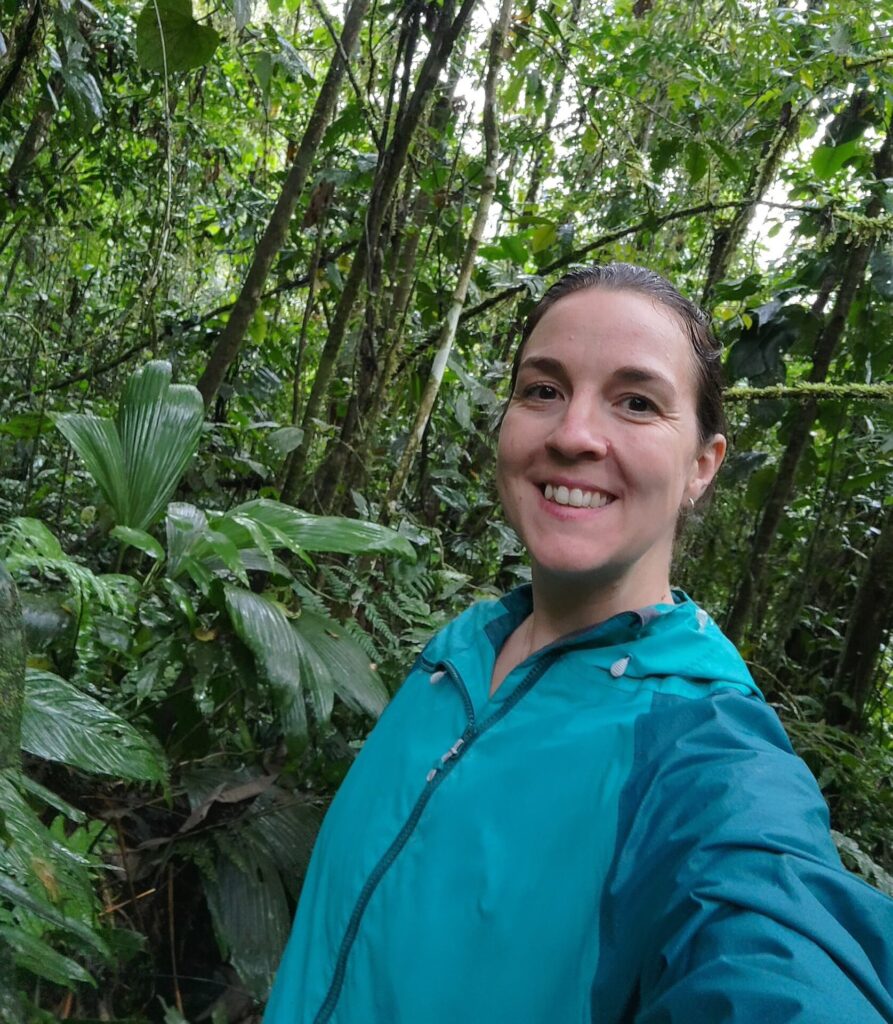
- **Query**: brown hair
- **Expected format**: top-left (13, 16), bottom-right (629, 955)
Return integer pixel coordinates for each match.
top-left (508, 263), bottom-right (726, 448)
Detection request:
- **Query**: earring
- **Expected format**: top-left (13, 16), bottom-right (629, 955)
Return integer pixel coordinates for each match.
top-left (688, 497), bottom-right (696, 510)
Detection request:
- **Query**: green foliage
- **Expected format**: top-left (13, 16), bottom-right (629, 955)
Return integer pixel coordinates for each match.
top-left (0, 0), bottom-right (891, 1014)
top-left (21, 669), bottom-right (166, 782)
top-left (54, 362), bottom-right (205, 532)
top-left (136, 0), bottom-right (221, 73)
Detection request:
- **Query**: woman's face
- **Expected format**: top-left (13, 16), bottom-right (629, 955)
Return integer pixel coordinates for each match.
top-left (496, 287), bottom-right (725, 600)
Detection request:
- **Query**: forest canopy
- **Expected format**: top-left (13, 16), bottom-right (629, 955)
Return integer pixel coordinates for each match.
top-left (0, 0), bottom-right (892, 1018)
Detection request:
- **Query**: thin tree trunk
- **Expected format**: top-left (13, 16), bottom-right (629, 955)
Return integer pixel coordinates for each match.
top-left (281, 0), bottom-right (480, 505)
top-left (0, 561), bottom-right (24, 1020)
top-left (3, 73), bottom-right (62, 202)
top-left (314, 64), bottom-right (466, 508)
top-left (0, 0), bottom-right (41, 116)
top-left (830, 505), bottom-right (893, 731)
top-left (384, 0), bottom-right (512, 512)
top-left (724, 121), bottom-right (893, 643)
top-left (700, 100), bottom-right (799, 305)
top-left (522, 0), bottom-right (580, 212)
top-left (0, 564), bottom-right (23, 771)
top-left (195, 0), bottom-right (371, 409)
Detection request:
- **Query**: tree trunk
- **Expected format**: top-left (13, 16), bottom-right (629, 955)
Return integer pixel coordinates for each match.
top-left (3, 73), bottom-right (62, 203)
top-left (195, 0), bottom-right (371, 409)
top-left (724, 120), bottom-right (893, 644)
top-left (312, 63), bottom-right (466, 509)
top-left (700, 100), bottom-right (799, 305)
top-left (0, 563), bottom-right (24, 1020)
top-left (281, 0), bottom-right (480, 505)
top-left (0, 563), bottom-right (23, 771)
top-left (830, 505), bottom-right (893, 731)
top-left (384, 0), bottom-right (512, 512)
top-left (522, 0), bottom-right (580, 213)
top-left (0, 0), bottom-right (41, 116)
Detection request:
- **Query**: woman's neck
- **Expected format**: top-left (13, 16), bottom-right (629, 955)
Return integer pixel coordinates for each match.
top-left (526, 571), bottom-right (673, 652)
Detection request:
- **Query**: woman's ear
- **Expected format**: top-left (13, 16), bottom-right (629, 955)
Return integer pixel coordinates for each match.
top-left (689, 433), bottom-right (726, 502)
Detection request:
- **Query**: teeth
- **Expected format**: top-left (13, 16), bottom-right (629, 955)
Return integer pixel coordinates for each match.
top-left (543, 484), bottom-right (612, 508)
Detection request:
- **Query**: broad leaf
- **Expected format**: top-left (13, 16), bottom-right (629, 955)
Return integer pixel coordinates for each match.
top-left (21, 670), bottom-right (166, 782)
top-left (294, 610), bottom-right (388, 718)
top-left (55, 362), bottom-right (203, 532)
top-left (116, 361), bottom-right (204, 529)
top-left (223, 587), bottom-right (309, 739)
top-left (111, 525), bottom-right (165, 562)
top-left (50, 415), bottom-right (128, 521)
top-left (811, 139), bottom-right (861, 180)
top-left (203, 844), bottom-right (291, 999)
top-left (0, 926), bottom-right (95, 988)
top-left (223, 499), bottom-right (416, 561)
top-left (0, 772), bottom-right (106, 954)
top-left (136, 0), bottom-right (220, 73)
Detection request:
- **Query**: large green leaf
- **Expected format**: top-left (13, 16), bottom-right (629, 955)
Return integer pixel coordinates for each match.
top-left (224, 586), bottom-right (388, 731)
top-left (0, 925), bottom-right (95, 988)
top-left (810, 139), bottom-right (861, 180)
top-left (21, 670), bottom-right (166, 782)
top-left (0, 772), bottom-right (106, 954)
top-left (136, 0), bottom-right (221, 73)
top-left (220, 499), bottom-right (416, 561)
top-left (294, 610), bottom-right (388, 718)
top-left (2, 519), bottom-right (136, 617)
top-left (51, 415), bottom-right (129, 520)
top-left (203, 843), bottom-right (291, 1000)
top-left (110, 525), bottom-right (165, 562)
top-left (223, 587), bottom-right (309, 739)
top-left (54, 362), bottom-right (203, 532)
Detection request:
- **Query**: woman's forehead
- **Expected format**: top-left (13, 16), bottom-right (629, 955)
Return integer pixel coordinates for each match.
top-left (524, 287), bottom-right (697, 383)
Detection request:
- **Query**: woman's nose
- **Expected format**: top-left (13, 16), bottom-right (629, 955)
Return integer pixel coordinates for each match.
top-left (545, 398), bottom-right (610, 459)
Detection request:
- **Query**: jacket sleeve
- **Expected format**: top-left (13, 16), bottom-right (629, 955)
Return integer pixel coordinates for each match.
top-left (606, 691), bottom-right (893, 1024)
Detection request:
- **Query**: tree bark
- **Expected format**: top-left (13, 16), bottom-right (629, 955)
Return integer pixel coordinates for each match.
top-left (830, 505), bottom-right (893, 731)
top-left (700, 100), bottom-right (799, 305)
top-left (195, 0), bottom-right (371, 408)
top-left (0, 563), bottom-right (23, 771)
top-left (724, 120), bottom-right (893, 644)
top-left (384, 0), bottom-right (512, 512)
top-left (0, 0), bottom-right (41, 116)
top-left (0, 563), bottom-right (24, 1020)
top-left (281, 0), bottom-right (480, 505)
top-left (312, 63), bottom-right (465, 509)
top-left (4, 72), bottom-right (63, 203)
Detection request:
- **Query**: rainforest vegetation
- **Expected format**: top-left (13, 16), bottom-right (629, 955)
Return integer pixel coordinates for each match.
top-left (0, 0), bottom-right (892, 1018)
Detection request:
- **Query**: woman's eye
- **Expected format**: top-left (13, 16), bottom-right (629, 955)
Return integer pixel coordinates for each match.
top-left (622, 395), bottom-right (656, 414)
top-left (522, 383), bottom-right (560, 401)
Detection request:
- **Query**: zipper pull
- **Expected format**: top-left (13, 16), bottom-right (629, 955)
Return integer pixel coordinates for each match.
top-left (425, 736), bottom-right (466, 783)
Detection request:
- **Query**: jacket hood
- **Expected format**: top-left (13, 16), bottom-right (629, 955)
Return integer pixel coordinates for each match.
top-left (424, 585), bottom-right (762, 701)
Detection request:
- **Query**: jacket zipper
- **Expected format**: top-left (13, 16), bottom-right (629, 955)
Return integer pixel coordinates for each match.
top-left (312, 651), bottom-right (559, 1024)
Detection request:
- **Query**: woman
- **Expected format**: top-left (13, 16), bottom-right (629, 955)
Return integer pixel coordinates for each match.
top-left (265, 264), bottom-right (893, 1023)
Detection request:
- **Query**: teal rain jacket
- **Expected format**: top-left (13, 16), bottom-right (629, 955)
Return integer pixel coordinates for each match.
top-left (264, 588), bottom-right (893, 1023)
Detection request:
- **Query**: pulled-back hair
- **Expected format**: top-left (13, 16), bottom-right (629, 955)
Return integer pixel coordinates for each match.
top-left (509, 263), bottom-right (726, 447)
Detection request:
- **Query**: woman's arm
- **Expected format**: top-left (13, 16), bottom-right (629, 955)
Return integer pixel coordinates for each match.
top-left (602, 692), bottom-right (893, 1023)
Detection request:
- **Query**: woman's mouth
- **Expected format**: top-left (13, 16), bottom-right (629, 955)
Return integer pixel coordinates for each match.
top-left (542, 483), bottom-right (615, 509)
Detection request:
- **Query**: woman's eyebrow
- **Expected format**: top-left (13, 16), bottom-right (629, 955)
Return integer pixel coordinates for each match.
top-left (611, 365), bottom-right (676, 393)
top-left (517, 355), bottom-right (567, 377)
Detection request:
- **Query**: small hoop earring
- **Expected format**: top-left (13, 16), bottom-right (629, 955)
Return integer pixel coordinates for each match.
top-left (688, 497), bottom-right (696, 510)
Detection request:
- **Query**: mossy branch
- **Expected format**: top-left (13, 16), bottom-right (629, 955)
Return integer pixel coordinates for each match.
top-left (724, 382), bottom-right (893, 402)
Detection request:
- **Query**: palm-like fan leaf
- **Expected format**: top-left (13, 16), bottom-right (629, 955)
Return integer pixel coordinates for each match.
top-left (54, 361), bottom-right (203, 531)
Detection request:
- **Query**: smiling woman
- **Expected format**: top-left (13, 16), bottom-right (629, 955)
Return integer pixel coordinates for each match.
top-left (264, 265), bottom-right (893, 1024)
